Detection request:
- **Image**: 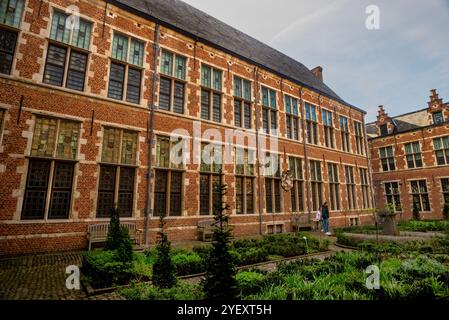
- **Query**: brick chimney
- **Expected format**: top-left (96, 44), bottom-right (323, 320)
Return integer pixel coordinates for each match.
top-left (310, 66), bottom-right (323, 81)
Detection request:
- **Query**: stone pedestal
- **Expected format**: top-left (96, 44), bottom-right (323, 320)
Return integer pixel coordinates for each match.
top-left (377, 211), bottom-right (399, 236)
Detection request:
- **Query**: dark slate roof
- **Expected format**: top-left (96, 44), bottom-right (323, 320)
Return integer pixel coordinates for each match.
top-left (109, 0), bottom-right (364, 113)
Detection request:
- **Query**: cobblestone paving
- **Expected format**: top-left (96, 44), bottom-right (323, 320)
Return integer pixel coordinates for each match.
top-left (0, 251), bottom-right (123, 300)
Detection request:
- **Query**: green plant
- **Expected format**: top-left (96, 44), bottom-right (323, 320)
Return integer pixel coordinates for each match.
top-left (82, 250), bottom-right (135, 288)
top-left (172, 252), bottom-right (204, 275)
top-left (203, 181), bottom-right (238, 300)
top-left (152, 213), bottom-right (177, 289)
top-left (413, 202), bottom-right (421, 221)
top-left (105, 206), bottom-right (133, 263)
top-left (236, 271), bottom-right (266, 296)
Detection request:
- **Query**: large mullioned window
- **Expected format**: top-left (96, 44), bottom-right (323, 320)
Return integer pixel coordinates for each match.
top-left (289, 157), bottom-right (304, 212)
top-left (108, 33), bottom-right (145, 104)
top-left (264, 153), bottom-right (281, 213)
top-left (384, 182), bottom-right (401, 212)
top-left (345, 165), bottom-right (356, 210)
top-left (261, 86), bottom-right (277, 135)
top-left (235, 148), bottom-right (255, 214)
top-left (354, 121), bottom-right (364, 155)
top-left (411, 180), bottom-right (430, 212)
top-left (404, 141), bottom-right (423, 169)
top-left (379, 146), bottom-right (395, 171)
top-left (285, 95), bottom-right (299, 140)
top-left (97, 127), bottom-right (138, 218)
top-left (154, 136), bottom-right (184, 217)
top-left (305, 103), bottom-right (318, 145)
top-left (322, 109), bottom-right (334, 148)
top-left (434, 136), bottom-right (449, 166)
top-left (159, 49), bottom-right (187, 114)
top-left (340, 116), bottom-right (350, 152)
top-left (309, 160), bottom-right (322, 211)
top-left (360, 168), bottom-right (370, 209)
top-left (22, 116), bottom-right (80, 220)
top-left (201, 65), bottom-right (222, 123)
top-left (328, 163), bottom-right (340, 211)
top-left (233, 76), bottom-right (252, 129)
top-left (43, 10), bottom-right (92, 91)
top-left (199, 142), bottom-right (223, 216)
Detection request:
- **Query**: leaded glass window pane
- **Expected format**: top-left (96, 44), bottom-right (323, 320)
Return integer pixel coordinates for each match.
top-left (43, 44), bottom-right (67, 86)
top-left (48, 162), bottom-right (74, 219)
top-left (0, 28), bottom-right (17, 74)
top-left (243, 80), bottom-right (251, 101)
top-left (170, 171), bottom-right (182, 216)
top-left (108, 62), bottom-right (125, 100)
top-left (102, 127), bottom-right (121, 163)
top-left (154, 170), bottom-right (167, 216)
top-left (49, 11), bottom-right (70, 44)
top-left (234, 76), bottom-right (242, 98)
top-left (0, 0), bottom-right (24, 28)
top-left (175, 55), bottom-right (186, 80)
top-left (201, 65), bottom-right (211, 88)
top-left (156, 136), bottom-right (170, 168)
top-left (161, 50), bottom-right (173, 76)
top-left (261, 86), bottom-right (268, 106)
top-left (97, 165), bottom-right (116, 217)
top-left (31, 117), bottom-right (57, 157)
top-left (121, 131), bottom-right (137, 165)
top-left (22, 160), bottom-right (50, 219)
top-left (118, 167), bottom-right (134, 217)
top-left (111, 33), bottom-right (128, 62)
top-left (56, 120), bottom-right (79, 159)
top-left (66, 51), bottom-right (87, 91)
top-left (71, 19), bottom-right (92, 50)
top-left (213, 68), bottom-right (222, 91)
top-left (126, 67), bottom-right (141, 104)
top-left (173, 81), bottom-right (184, 114)
top-left (129, 39), bottom-right (144, 66)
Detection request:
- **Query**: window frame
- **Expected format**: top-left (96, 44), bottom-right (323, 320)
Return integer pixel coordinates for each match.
top-left (309, 160), bottom-right (323, 211)
top-left (264, 153), bottom-right (281, 213)
top-left (200, 64), bottom-right (223, 123)
top-left (235, 148), bottom-right (256, 215)
top-left (410, 180), bottom-right (431, 212)
top-left (327, 162), bottom-right (340, 211)
top-left (379, 146), bottom-right (396, 171)
top-left (285, 94), bottom-right (300, 141)
top-left (158, 49), bottom-right (187, 114)
top-left (441, 178), bottom-right (449, 205)
top-left (108, 32), bottom-right (145, 104)
top-left (340, 115), bottom-right (350, 152)
top-left (345, 165), bottom-right (356, 210)
top-left (43, 9), bottom-right (93, 91)
top-left (289, 157), bottom-right (304, 213)
top-left (384, 181), bottom-right (402, 212)
top-left (199, 142), bottom-right (223, 216)
top-left (354, 120), bottom-right (364, 155)
top-left (433, 111), bottom-right (444, 125)
top-left (22, 116), bottom-right (81, 220)
top-left (404, 141), bottom-right (423, 169)
top-left (360, 168), bottom-right (370, 209)
top-left (433, 136), bottom-right (449, 166)
top-left (322, 109), bottom-right (335, 148)
top-left (233, 76), bottom-right (252, 129)
top-left (305, 103), bottom-right (318, 145)
top-left (261, 86), bottom-right (277, 135)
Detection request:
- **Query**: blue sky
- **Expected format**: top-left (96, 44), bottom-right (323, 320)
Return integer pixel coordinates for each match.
top-left (182, 0), bottom-right (449, 122)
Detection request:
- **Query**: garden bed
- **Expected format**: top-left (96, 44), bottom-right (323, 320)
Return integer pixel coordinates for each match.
top-left (81, 232), bottom-right (330, 292)
top-left (119, 251), bottom-right (449, 300)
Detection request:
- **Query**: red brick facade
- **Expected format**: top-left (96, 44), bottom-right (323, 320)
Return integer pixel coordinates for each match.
top-left (367, 90), bottom-right (449, 221)
top-left (0, 0), bottom-right (372, 256)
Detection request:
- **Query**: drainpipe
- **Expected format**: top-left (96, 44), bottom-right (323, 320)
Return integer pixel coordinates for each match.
top-left (144, 23), bottom-right (161, 248)
top-left (253, 67), bottom-right (263, 236)
top-left (299, 88), bottom-right (312, 224)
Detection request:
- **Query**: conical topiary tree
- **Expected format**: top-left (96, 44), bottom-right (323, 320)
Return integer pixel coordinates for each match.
top-left (152, 212), bottom-right (177, 289)
top-left (203, 179), bottom-right (238, 300)
top-left (105, 206), bottom-right (133, 263)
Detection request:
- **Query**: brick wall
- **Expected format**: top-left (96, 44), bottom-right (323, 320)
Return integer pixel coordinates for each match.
top-left (0, 0), bottom-right (372, 256)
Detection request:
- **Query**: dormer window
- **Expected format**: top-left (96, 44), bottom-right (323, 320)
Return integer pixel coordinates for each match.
top-left (380, 124), bottom-right (388, 136)
top-left (433, 111), bottom-right (444, 125)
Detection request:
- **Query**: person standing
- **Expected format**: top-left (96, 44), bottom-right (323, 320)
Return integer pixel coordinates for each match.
top-left (321, 202), bottom-right (331, 235)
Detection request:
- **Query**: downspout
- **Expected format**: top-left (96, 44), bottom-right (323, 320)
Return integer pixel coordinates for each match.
top-left (253, 67), bottom-right (263, 236)
top-left (144, 23), bottom-right (161, 247)
top-left (299, 88), bottom-right (312, 224)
